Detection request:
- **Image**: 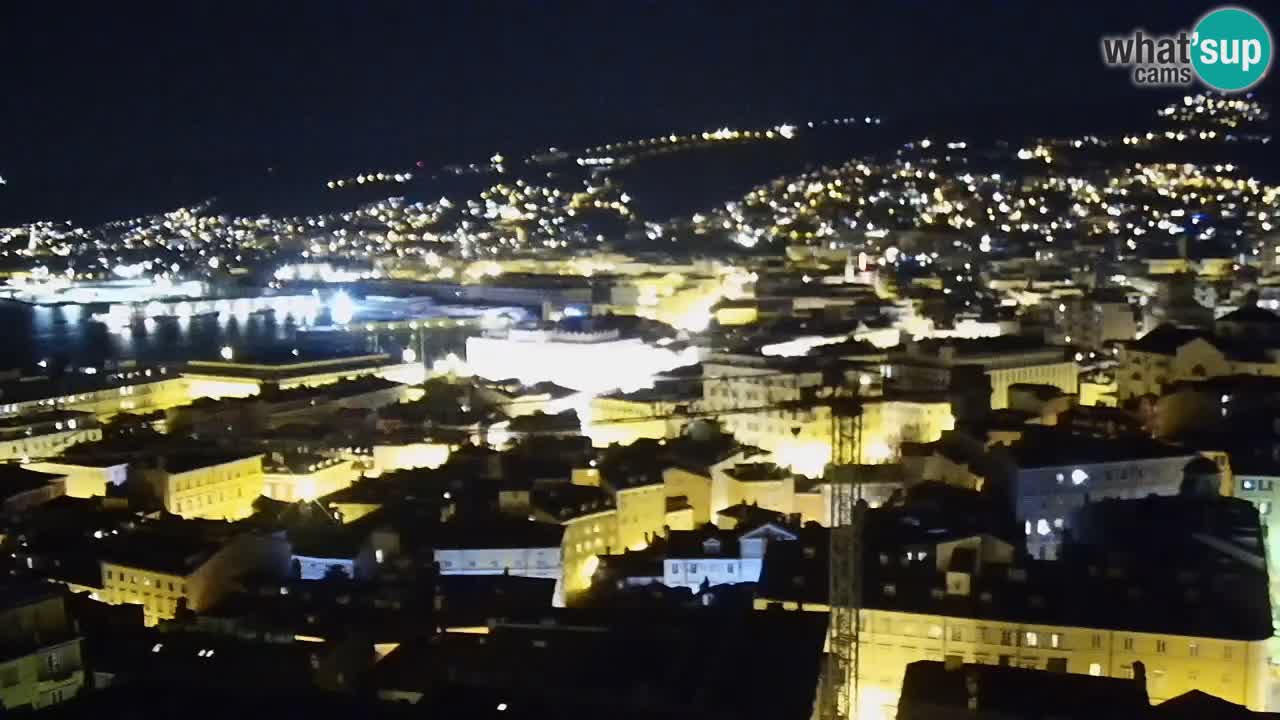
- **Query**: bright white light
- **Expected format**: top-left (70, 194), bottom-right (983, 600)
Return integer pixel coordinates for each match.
top-left (220, 345), bottom-right (234, 361)
top-left (328, 290), bottom-right (356, 325)
top-left (466, 332), bottom-right (696, 395)
top-left (207, 257), bottom-right (220, 270)
top-left (1070, 468), bottom-right (1088, 485)
top-left (1036, 519), bottom-right (1051, 536)
top-left (401, 348), bottom-right (417, 363)
top-left (777, 123), bottom-right (796, 139)
top-left (762, 336), bottom-right (844, 357)
top-left (497, 704), bottom-right (508, 712)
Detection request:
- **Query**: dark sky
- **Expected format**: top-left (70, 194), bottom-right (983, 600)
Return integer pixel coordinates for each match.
top-left (0, 1), bottom-right (1270, 223)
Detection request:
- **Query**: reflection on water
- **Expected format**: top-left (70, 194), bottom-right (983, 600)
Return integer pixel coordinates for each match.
top-left (2, 301), bottom-right (474, 370)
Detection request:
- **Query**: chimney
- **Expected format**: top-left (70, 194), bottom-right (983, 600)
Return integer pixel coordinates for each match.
top-left (1132, 661), bottom-right (1149, 705)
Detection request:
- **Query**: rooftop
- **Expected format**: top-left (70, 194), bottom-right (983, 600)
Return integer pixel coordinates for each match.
top-left (1002, 427), bottom-right (1194, 468)
top-left (0, 366), bottom-right (180, 406)
top-left (433, 517), bottom-right (565, 550)
top-left (156, 452), bottom-right (263, 475)
top-left (723, 462), bottom-right (792, 483)
top-left (898, 660), bottom-right (1148, 720)
top-left (100, 532), bottom-right (220, 575)
top-left (183, 353), bottom-right (402, 382)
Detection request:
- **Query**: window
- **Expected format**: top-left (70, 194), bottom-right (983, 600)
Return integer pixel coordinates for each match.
top-left (1156, 640), bottom-right (1167, 653)
top-left (1225, 646), bottom-right (1233, 660)
top-left (951, 627), bottom-right (963, 642)
top-left (1088, 663), bottom-right (1102, 677)
top-left (1050, 633), bottom-right (1061, 649)
top-left (1091, 634), bottom-right (1102, 649)
top-left (928, 625), bottom-right (943, 639)
top-left (1189, 642), bottom-right (1199, 657)
top-left (1025, 631), bottom-right (1039, 647)
top-left (1046, 657), bottom-right (1068, 673)
top-left (1122, 637), bottom-right (1134, 651)
top-left (1000, 630), bottom-right (1015, 646)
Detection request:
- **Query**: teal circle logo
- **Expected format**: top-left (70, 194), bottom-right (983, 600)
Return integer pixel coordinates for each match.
top-left (1192, 7), bottom-right (1272, 92)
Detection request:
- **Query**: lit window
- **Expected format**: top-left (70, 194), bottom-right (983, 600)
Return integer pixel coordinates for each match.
top-left (1036, 519), bottom-right (1051, 536)
top-left (1025, 631), bottom-right (1038, 647)
top-left (1243, 480), bottom-right (1255, 491)
top-left (1089, 663), bottom-right (1102, 676)
top-left (1050, 633), bottom-right (1061, 649)
top-left (1053, 518), bottom-right (1064, 529)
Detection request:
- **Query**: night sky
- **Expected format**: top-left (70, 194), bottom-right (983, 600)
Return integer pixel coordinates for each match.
top-left (0, 1), bottom-right (1271, 224)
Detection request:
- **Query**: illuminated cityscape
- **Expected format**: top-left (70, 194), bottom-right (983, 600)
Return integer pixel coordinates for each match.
top-left (4, 3), bottom-right (1280, 720)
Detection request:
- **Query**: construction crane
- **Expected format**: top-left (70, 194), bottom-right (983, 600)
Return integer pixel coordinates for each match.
top-left (822, 396), bottom-right (864, 720)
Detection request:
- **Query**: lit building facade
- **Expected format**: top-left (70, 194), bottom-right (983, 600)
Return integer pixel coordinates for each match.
top-left (24, 459), bottom-right (126, 499)
top-left (140, 454), bottom-right (265, 520)
top-left (183, 354), bottom-right (423, 400)
top-left (98, 532), bottom-right (290, 627)
top-left (0, 368), bottom-right (189, 420)
top-left (886, 339), bottom-right (1078, 410)
top-left (992, 435), bottom-right (1197, 559)
top-left (0, 587), bottom-right (84, 710)
top-left (1117, 319), bottom-right (1280, 401)
top-left (612, 480), bottom-right (668, 552)
top-left (664, 523), bottom-right (796, 591)
top-left (757, 534), bottom-right (1272, 719)
top-left (0, 412), bottom-right (100, 463)
top-left (262, 456), bottom-right (358, 503)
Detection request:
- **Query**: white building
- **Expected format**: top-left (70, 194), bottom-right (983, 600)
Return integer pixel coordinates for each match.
top-left (663, 523), bottom-right (797, 591)
top-left (432, 519), bottom-right (566, 602)
top-left (991, 430), bottom-right (1199, 559)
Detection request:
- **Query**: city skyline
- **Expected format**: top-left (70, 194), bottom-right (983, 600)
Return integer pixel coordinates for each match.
top-left (2, 1), bottom-right (1265, 224)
